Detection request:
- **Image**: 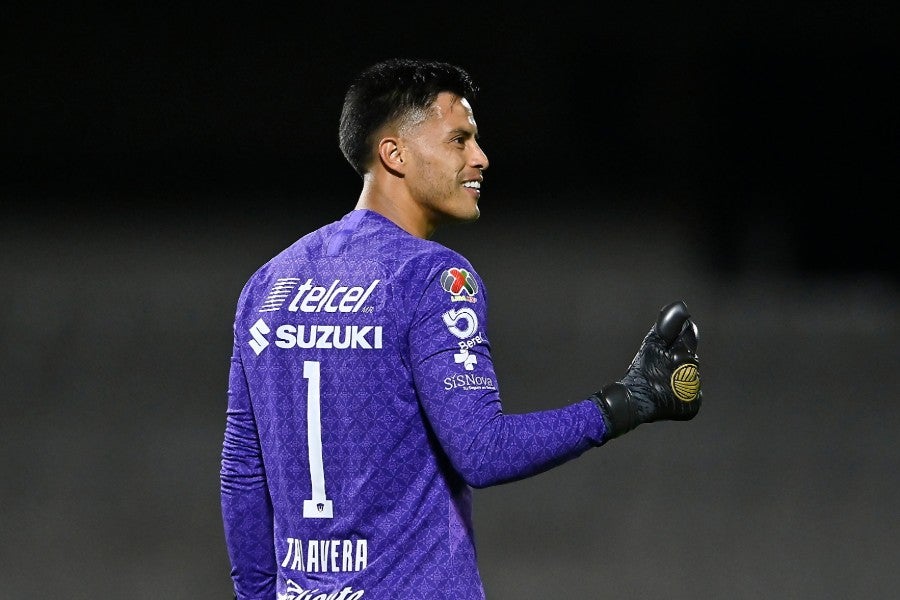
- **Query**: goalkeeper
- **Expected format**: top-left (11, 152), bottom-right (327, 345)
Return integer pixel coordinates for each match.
top-left (220, 58), bottom-right (703, 600)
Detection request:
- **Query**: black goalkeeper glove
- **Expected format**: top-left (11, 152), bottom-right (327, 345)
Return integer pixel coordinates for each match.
top-left (591, 300), bottom-right (702, 439)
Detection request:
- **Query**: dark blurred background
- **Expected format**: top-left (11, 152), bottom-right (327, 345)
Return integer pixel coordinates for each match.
top-left (2, 3), bottom-right (898, 599)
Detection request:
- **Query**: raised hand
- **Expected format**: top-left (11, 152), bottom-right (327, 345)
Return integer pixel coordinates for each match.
top-left (592, 301), bottom-right (702, 439)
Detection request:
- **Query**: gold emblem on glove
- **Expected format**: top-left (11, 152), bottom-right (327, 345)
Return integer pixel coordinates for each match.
top-left (671, 363), bottom-right (700, 402)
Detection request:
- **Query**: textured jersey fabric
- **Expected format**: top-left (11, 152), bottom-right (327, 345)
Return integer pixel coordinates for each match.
top-left (221, 209), bottom-right (608, 599)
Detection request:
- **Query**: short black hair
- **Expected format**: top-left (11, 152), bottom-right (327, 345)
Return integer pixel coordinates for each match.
top-left (338, 58), bottom-right (479, 176)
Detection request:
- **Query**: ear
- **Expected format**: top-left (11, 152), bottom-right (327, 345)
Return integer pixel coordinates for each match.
top-left (377, 137), bottom-right (406, 175)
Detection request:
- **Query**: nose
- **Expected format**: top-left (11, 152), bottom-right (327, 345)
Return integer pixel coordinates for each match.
top-left (472, 142), bottom-right (489, 171)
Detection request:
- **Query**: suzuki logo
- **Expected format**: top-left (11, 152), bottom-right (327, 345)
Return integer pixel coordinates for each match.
top-left (249, 318), bottom-right (271, 355)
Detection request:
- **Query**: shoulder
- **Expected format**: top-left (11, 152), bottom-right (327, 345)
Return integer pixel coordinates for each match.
top-left (355, 211), bottom-right (480, 283)
top-left (394, 236), bottom-right (480, 291)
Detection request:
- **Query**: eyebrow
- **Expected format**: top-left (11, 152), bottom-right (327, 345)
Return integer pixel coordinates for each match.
top-left (448, 126), bottom-right (478, 139)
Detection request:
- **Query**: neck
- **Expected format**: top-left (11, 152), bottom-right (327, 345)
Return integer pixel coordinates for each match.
top-left (355, 175), bottom-right (435, 239)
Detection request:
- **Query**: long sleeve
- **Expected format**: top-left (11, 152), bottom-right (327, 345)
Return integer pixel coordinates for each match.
top-left (409, 262), bottom-right (608, 489)
top-left (220, 339), bottom-right (276, 599)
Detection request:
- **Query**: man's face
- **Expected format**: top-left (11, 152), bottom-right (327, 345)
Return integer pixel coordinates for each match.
top-left (400, 92), bottom-right (489, 226)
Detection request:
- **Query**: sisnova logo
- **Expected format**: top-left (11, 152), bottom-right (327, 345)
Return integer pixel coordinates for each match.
top-left (286, 278), bottom-right (379, 313)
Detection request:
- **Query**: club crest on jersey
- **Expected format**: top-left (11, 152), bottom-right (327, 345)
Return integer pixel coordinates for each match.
top-left (440, 268), bottom-right (478, 303)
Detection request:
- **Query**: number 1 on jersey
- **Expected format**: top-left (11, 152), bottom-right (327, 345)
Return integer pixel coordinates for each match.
top-left (302, 360), bottom-right (333, 518)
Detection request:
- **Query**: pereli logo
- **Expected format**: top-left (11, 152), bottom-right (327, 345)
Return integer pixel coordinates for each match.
top-left (440, 268), bottom-right (478, 302)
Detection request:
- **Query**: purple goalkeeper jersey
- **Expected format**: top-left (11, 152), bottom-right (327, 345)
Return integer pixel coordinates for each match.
top-left (221, 209), bottom-right (607, 599)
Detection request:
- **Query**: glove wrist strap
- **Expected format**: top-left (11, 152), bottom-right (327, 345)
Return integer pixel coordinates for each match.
top-left (592, 382), bottom-right (639, 439)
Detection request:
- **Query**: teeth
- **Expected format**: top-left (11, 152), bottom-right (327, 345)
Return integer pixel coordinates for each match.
top-left (463, 181), bottom-right (481, 189)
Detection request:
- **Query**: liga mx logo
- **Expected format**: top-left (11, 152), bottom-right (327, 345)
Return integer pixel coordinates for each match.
top-left (670, 363), bottom-right (700, 402)
top-left (440, 268), bottom-right (478, 297)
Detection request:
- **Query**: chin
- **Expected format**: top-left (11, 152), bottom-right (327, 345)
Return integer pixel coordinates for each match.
top-left (457, 207), bottom-right (480, 223)
top-left (439, 199), bottom-right (480, 224)
top-left (463, 200), bottom-right (481, 221)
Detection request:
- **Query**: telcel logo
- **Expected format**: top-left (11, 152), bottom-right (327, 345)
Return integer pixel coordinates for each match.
top-left (287, 279), bottom-right (379, 313)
